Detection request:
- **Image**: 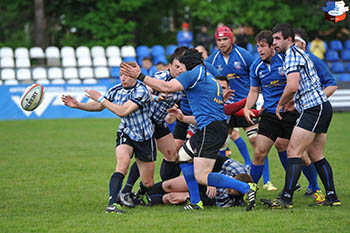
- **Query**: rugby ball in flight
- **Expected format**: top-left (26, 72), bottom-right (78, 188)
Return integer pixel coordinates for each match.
top-left (20, 84), bottom-right (44, 111)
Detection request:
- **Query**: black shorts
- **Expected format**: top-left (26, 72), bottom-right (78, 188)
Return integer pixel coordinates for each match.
top-left (173, 120), bottom-right (189, 140)
top-left (153, 121), bottom-right (171, 140)
top-left (193, 120), bottom-right (228, 159)
top-left (258, 111), bottom-right (298, 142)
top-left (228, 116), bottom-right (258, 129)
top-left (116, 132), bottom-right (157, 162)
top-left (296, 101), bottom-right (333, 133)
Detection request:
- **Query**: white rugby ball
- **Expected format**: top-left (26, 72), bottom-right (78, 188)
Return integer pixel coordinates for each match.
top-left (20, 84), bottom-right (44, 111)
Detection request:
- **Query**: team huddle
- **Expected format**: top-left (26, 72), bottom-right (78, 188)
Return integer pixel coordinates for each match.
top-left (61, 23), bottom-right (341, 213)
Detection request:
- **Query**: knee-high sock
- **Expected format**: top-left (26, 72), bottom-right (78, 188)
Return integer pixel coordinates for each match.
top-left (234, 137), bottom-right (251, 166)
top-left (147, 182), bottom-right (165, 205)
top-left (281, 158), bottom-right (302, 203)
top-left (250, 164), bottom-right (264, 184)
top-left (302, 163), bottom-right (320, 192)
top-left (278, 151), bottom-right (288, 171)
top-left (137, 181), bottom-right (153, 196)
top-left (262, 157), bottom-right (270, 184)
top-left (314, 158), bottom-right (338, 201)
top-left (108, 172), bottom-right (124, 205)
top-left (122, 161), bottom-right (139, 194)
top-left (179, 163), bottom-right (200, 204)
top-left (207, 172), bottom-right (250, 194)
top-left (160, 159), bottom-right (181, 181)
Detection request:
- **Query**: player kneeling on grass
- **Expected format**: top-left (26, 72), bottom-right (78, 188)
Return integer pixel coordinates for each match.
top-left (61, 62), bottom-right (156, 214)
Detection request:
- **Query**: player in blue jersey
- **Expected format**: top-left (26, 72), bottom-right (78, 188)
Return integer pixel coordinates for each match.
top-left (121, 48), bottom-right (257, 211)
top-left (207, 26), bottom-right (258, 169)
top-left (61, 62), bottom-right (156, 214)
top-left (261, 23), bottom-right (340, 208)
top-left (243, 30), bottom-right (296, 192)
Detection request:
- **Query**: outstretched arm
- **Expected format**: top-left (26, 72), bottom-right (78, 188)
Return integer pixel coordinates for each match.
top-left (61, 94), bottom-right (104, 112)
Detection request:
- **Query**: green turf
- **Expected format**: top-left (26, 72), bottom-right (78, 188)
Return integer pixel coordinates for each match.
top-left (1, 113), bottom-right (349, 233)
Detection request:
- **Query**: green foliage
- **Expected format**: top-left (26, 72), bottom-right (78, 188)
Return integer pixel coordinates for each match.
top-left (0, 114), bottom-right (349, 232)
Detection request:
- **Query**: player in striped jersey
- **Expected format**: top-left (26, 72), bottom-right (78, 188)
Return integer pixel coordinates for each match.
top-left (61, 62), bottom-right (156, 214)
top-left (261, 23), bottom-right (340, 208)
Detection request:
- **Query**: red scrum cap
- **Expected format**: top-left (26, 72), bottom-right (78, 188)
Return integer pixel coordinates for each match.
top-left (215, 26), bottom-right (234, 44)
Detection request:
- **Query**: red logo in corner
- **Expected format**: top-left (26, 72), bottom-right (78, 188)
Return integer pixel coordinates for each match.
top-left (322, 1), bottom-right (349, 23)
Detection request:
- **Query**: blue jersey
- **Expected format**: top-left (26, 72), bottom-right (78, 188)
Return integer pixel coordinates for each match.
top-left (176, 65), bottom-right (227, 129)
top-left (104, 81), bottom-right (154, 142)
top-left (250, 53), bottom-right (286, 113)
top-left (284, 45), bottom-right (327, 113)
top-left (150, 70), bottom-right (183, 124)
top-left (206, 44), bottom-right (254, 102)
top-left (179, 61), bottom-right (220, 115)
top-left (307, 51), bottom-right (337, 89)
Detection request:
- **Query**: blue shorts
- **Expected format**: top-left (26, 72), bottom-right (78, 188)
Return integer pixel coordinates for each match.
top-left (296, 101), bottom-right (333, 134)
top-left (116, 132), bottom-right (157, 162)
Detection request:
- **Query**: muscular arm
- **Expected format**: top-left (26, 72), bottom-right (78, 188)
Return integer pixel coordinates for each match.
top-left (61, 95), bottom-right (105, 112)
top-left (85, 89), bottom-right (139, 117)
top-left (243, 86), bottom-right (259, 124)
top-left (276, 72), bottom-right (299, 119)
top-left (324, 85), bottom-right (337, 98)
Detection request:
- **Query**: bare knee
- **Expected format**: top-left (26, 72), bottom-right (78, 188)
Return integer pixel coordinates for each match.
top-left (253, 148), bottom-right (268, 165)
top-left (194, 171), bottom-right (208, 185)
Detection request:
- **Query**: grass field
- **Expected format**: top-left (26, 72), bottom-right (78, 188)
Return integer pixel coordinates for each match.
top-left (1, 113), bottom-right (350, 233)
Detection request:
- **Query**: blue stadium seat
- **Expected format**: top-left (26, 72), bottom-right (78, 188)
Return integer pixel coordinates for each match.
top-left (347, 62), bottom-right (350, 71)
top-left (325, 50), bottom-right (339, 62)
top-left (110, 67), bottom-right (120, 79)
top-left (331, 62), bottom-right (346, 73)
top-left (123, 57), bottom-right (137, 62)
top-left (166, 45), bottom-right (177, 56)
top-left (153, 55), bottom-right (168, 65)
top-left (338, 73), bottom-right (350, 82)
top-left (329, 40), bottom-right (343, 51)
top-left (151, 45), bottom-right (165, 57)
top-left (344, 40), bottom-right (350, 50)
top-left (341, 49), bottom-right (350, 61)
top-left (136, 45), bottom-right (150, 58)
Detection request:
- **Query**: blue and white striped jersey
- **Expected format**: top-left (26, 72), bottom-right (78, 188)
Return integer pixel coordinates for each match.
top-left (151, 70), bottom-right (183, 124)
top-left (104, 81), bottom-right (154, 142)
top-left (216, 159), bottom-right (249, 208)
top-left (284, 45), bottom-right (327, 113)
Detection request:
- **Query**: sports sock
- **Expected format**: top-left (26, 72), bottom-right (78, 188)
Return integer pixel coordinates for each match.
top-left (160, 159), bottom-right (181, 181)
top-left (219, 149), bottom-right (226, 157)
top-left (314, 158), bottom-right (338, 201)
top-left (121, 161), bottom-right (139, 194)
top-left (147, 182), bottom-right (165, 195)
top-left (207, 172), bottom-right (250, 194)
top-left (301, 163), bottom-right (320, 192)
top-left (278, 151), bottom-right (288, 171)
top-left (262, 157), bottom-right (270, 184)
top-left (179, 163), bottom-right (201, 204)
top-left (250, 164), bottom-right (264, 184)
top-left (137, 181), bottom-right (153, 196)
top-left (281, 158), bottom-right (302, 203)
top-left (234, 137), bottom-right (252, 166)
top-left (108, 172), bottom-right (124, 205)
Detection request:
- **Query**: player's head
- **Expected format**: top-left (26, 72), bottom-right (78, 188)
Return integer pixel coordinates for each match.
top-left (255, 30), bottom-right (275, 62)
top-left (294, 28), bottom-right (309, 51)
top-left (169, 53), bottom-right (186, 77)
top-left (141, 56), bottom-right (152, 70)
top-left (215, 75), bottom-right (229, 94)
top-left (272, 23), bottom-right (294, 53)
top-left (195, 45), bottom-right (208, 59)
top-left (215, 26), bottom-right (234, 55)
top-left (179, 48), bottom-right (203, 71)
top-left (174, 46), bottom-right (188, 57)
top-left (227, 174), bottom-right (253, 196)
top-left (120, 62), bottom-right (137, 87)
